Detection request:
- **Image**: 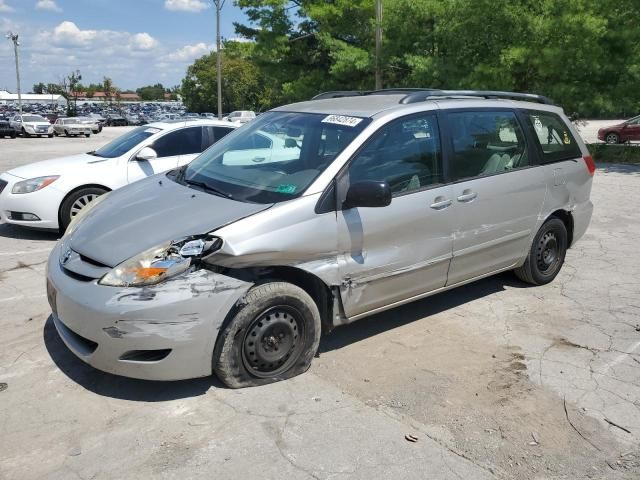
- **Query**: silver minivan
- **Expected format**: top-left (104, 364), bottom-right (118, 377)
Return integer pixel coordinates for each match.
top-left (46, 90), bottom-right (595, 388)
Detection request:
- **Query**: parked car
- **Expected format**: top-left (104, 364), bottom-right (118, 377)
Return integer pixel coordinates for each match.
top-left (9, 114), bottom-right (54, 137)
top-left (201, 112), bottom-right (217, 119)
top-left (87, 113), bottom-right (107, 127)
top-left (43, 89), bottom-right (595, 387)
top-left (43, 113), bottom-right (65, 124)
top-left (597, 115), bottom-right (640, 144)
top-left (74, 117), bottom-right (103, 134)
top-left (0, 117), bottom-right (16, 138)
top-left (224, 110), bottom-right (256, 124)
top-left (105, 114), bottom-right (127, 126)
top-left (53, 118), bottom-right (92, 137)
top-left (0, 119), bottom-right (236, 230)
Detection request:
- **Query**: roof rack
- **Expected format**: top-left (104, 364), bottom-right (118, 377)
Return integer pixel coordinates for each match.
top-left (311, 88), bottom-right (555, 106)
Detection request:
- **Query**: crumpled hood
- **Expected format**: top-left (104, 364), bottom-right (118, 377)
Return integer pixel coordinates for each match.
top-left (68, 174), bottom-right (272, 267)
top-left (7, 153), bottom-right (109, 179)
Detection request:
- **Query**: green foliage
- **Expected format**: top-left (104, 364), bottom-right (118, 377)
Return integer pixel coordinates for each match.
top-left (136, 83), bottom-right (166, 101)
top-left (181, 0), bottom-right (639, 116)
top-left (181, 41), bottom-right (269, 113)
top-left (588, 144), bottom-right (640, 164)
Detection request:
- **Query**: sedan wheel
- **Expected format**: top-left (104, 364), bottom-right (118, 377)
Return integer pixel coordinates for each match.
top-left (59, 187), bottom-right (108, 232)
top-left (605, 132), bottom-right (620, 144)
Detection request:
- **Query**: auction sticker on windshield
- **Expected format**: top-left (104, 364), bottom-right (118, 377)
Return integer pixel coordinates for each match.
top-left (322, 115), bottom-right (363, 127)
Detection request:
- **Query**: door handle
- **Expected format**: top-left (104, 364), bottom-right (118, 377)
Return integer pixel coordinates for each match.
top-left (457, 190), bottom-right (477, 203)
top-left (430, 197), bottom-right (452, 210)
top-left (252, 157), bottom-right (266, 163)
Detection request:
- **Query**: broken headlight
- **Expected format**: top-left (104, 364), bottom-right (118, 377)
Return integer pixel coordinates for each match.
top-left (98, 236), bottom-right (222, 287)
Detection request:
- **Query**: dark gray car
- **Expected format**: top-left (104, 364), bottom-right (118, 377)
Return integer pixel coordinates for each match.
top-left (46, 89), bottom-right (594, 387)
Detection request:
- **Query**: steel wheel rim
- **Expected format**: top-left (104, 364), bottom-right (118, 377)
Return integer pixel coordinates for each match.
top-left (242, 306), bottom-right (305, 378)
top-left (536, 231), bottom-right (560, 273)
top-left (70, 194), bottom-right (100, 217)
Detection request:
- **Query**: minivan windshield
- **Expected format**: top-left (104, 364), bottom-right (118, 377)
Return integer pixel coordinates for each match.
top-left (92, 125), bottom-right (162, 158)
top-left (180, 111), bottom-right (370, 203)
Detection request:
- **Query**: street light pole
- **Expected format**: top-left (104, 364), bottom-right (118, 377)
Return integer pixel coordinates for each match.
top-left (6, 32), bottom-right (22, 115)
top-left (375, 0), bottom-right (383, 90)
top-left (212, 0), bottom-right (225, 120)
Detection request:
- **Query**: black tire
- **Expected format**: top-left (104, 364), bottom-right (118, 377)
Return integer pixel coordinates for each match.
top-left (85, 133), bottom-right (90, 138)
top-left (605, 132), bottom-right (619, 144)
top-left (64, 130), bottom-right (70, 137)
top-left (48, 133), bottom-right (54, 138)
top-left (21, 127), bottom-right (30, 138)
top-left (213, 282), bottom-right (321, 388)
top-left (514, 217), bottom-right (568, 285)
top-left (59, 187), bottom-right (108, 232)
top-left (10, 131), bottom-right (16, 138)
top-left (53, 131), bottom-right (59, 136)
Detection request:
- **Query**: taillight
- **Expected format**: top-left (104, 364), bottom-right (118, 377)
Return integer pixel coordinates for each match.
top-left (583, 155), bottom-right (596, 176)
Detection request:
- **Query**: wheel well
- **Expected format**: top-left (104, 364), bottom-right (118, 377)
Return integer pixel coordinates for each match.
top-left (58, 184), bottom-right (111, 226)
top-left (550, 209), bottom-right (574, 247)
top-left (219, 266), bottom-right (335, 334)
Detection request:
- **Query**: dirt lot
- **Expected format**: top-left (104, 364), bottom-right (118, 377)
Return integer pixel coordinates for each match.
top-left (1, 127), bottom-right (639, 479)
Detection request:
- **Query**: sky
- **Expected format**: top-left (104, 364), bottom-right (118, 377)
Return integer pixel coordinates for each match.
top-left (0, 0), bottom-right (250, 92)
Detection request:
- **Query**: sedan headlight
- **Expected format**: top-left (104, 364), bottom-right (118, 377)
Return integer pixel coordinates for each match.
top-left (12, 175), bottom-right (60, 194)
top-left (99, 236), bottom-right (222, 287)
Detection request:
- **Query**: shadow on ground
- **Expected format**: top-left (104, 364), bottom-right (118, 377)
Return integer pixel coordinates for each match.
top-left (0, 223), bottom-right (60, 241)
top-left (43, 271), bottom-right (527, 400)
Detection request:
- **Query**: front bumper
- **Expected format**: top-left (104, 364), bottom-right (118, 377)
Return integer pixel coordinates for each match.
top-left (0, 172), bottom-right (64, 229)
top-left (46, 241), bottom-right (252, 381)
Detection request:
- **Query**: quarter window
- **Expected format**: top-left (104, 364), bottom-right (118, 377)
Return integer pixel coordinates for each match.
top-left (448, 111), bottom-right (529, 181)
top-left (347, 113), bottom-right (442, 195)
top-left (526, 112), bottom-right (581, 163)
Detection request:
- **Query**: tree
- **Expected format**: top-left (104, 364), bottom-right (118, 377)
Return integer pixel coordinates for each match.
top-left (181, 43), bottom-right (269, 113)
top-left (32, 82), bottom-right (46, 94)
top-left (59, 70), bottom-right (83, 115)
top-left (136, 83), bottom-right (166, 101)
top-left (103, 77), bottom-right (114, 103)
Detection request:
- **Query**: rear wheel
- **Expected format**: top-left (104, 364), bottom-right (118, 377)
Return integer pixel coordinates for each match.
top-left (48, 133), bottom-right (53, 138)
top-left (605, 132), bottom-right (620, 144)
top-left (85, 133), bottom-right (90, 137)
top-left (53, 131), bottom-right (59, 136)
top-left (10, 131), bottom-right (16, 138)
top-left (514, 217), bottom-right (568, 285)
top-left (59, 187), bottom-right (108, 232)
top-left (64, 130), bottom-right (70, 137)
top-left (213, 282), bottom-right (321, 388)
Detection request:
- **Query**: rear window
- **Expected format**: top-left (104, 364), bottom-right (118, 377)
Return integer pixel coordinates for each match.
top-left (526, 112), bottom-right (581, 163)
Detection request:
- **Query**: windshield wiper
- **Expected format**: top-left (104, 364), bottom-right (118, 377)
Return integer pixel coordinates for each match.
top-left (184, 178), bottom-right (233, 200)
top-left (87, 150), bottom-right (104, 157)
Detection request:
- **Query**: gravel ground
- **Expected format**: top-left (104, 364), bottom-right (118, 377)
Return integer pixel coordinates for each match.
top-left (0, 125), bottom-right (639, 479)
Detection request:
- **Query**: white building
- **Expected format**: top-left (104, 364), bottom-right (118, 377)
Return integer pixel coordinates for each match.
top-left (0, 90), bottom-right (67, 107)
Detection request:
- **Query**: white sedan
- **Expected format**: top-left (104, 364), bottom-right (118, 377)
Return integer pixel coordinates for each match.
top-left (0, 119), bottom-right (236, 231)
top-left (53, 118), bottom-right (92, 137)
top-left (9, 114), bottom-right (54, 138)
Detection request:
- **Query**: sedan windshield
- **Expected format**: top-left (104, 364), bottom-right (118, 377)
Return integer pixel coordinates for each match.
top-left (93, 126), bottom-right (162, 158)
top-left (180, 111), bottom-right (370, 203)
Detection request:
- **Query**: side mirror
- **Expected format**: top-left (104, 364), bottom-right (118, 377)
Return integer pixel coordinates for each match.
top-left (343, 181), bottom-right (391, 210)
top-left (284, 138), bottom-right (299, 148)
top-left (136, 147), bottom-right (157, 161)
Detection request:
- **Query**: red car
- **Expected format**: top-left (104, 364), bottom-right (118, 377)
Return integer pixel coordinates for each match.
top-left (597, 115), bottom-right (640, 144)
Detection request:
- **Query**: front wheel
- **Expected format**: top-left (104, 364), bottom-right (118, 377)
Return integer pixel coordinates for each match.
top-left (514, 217), bottom-right (568, 285)
top-left (48, 133), bottom-right (54, 138)
top-left (85, 133), bottom-right (90, 137)
top-left (605, 132), bottom-right (620, 144)
top-left (59, 187), bottom-right (108, 232)
top-left (213, 282), bottom-right (321, 388)
top-left (21, 128), bottom-right (30, 138)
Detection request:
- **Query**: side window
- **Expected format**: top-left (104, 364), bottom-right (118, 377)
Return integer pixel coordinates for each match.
top-left (234, 132), bottom-right (273, 150)
top-left (347, 113), bottom-right (442, 196)
top-left (448, 111), bottom-right (528, 181)
top-left (203, 126), bottom-right (234, 149)
top-left (152, 127), bottom-right (203, 157)
top-left (526, 112), bottom-right (581, 163)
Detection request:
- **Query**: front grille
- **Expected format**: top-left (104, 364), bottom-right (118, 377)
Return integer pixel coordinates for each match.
top-left (0, 179), bottom-right (7, 194)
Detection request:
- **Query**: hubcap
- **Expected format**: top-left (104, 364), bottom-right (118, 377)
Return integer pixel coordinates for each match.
top-left (536, 231), bottom-right (559, 273)
top-left (242, 306), bottom-right (304, 378)
top-left (70, 193), bottom-right (100, 217)
top-left (606, 134), bottom-right (618, 144)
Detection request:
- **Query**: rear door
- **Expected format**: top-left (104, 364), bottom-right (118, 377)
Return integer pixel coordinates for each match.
top-left (337, 112), bottom-right (454, 318)
top-left (443, 109), bottom-right (546, 285)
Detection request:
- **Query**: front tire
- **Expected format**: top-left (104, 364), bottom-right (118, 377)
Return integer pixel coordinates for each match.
top-left (59, 187), bottom-right (108, 232)
top-left (514, 217), bottom-right (568, 285)
top-left (605, 132), bottom-right (620, 144)
top-left (48, 133), bottom-right (54, 138)
top-left (21, 128), bottom-right (30, 138)
top-left (213, 282), bottom-right (321, 388)
top-left (85, 133), bottom-right (90, 137)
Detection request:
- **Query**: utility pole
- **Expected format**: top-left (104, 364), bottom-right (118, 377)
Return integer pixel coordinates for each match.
top-left (6, 32), bottom-right (22, 115)
top-left (212, 0), bottom-right (225, 119)
top-left (375, 0), bottom-right (383, 90)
